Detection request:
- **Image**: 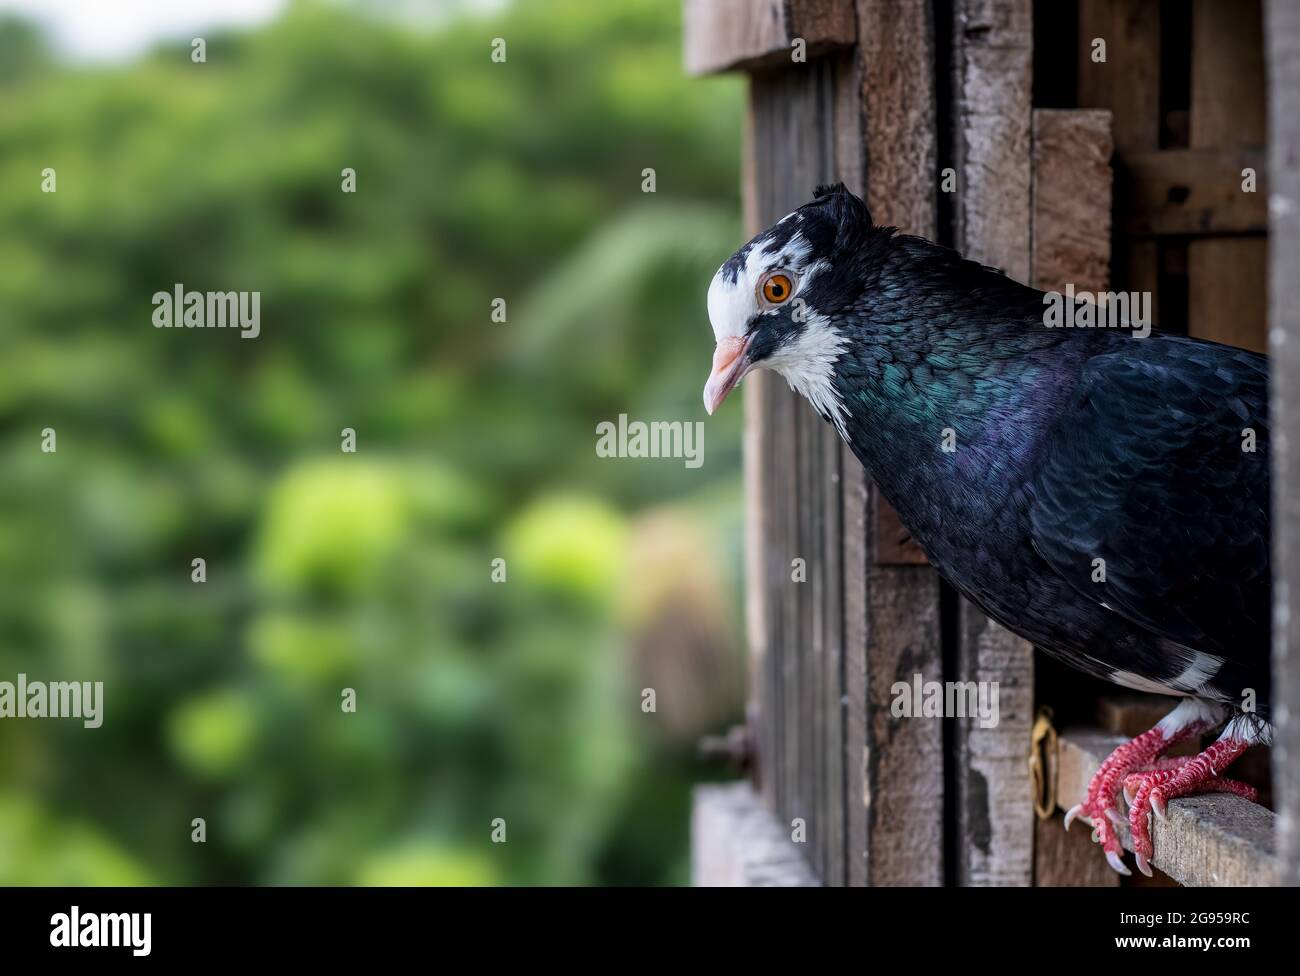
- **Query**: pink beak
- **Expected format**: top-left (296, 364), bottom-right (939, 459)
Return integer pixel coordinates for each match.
top-left (703, 336), bottom-right (752, 415)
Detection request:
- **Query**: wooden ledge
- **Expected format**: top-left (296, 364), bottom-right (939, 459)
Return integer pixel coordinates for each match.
top-left (1055, 729), bottom-right (1277, 886)
top-left (683, 0), bottom-right (857, 76)
top-left (692, 781), bottom-right (821, 886)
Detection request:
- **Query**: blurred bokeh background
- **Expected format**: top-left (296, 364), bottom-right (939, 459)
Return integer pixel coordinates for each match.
top-left (0, 0), bottom-right (746, 884)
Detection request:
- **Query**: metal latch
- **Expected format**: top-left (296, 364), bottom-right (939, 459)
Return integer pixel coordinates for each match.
top-left (1029, 706), bottom-right (1058, 820)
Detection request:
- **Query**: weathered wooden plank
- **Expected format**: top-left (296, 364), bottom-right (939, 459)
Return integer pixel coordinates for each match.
top-left (841, 447), bottom-right (869, 887)
top-left (1123, 148), bottom-right (1269, 237)
top-left (1077, 0), bottom-right (1161, 151)
top-left (766, 371), bottom-right (790, 821)
top-left (747, 56), bottom-right (843, 880)
top-left (803, 408), bottom-right (822, 878)
top-left (816, 338), bottom-right (847, 883)
top-left (956, 603), bottom-right (1035, 885)
top-left (1189, 241), bottom-right (1267, 352)
top-left (1190, 0), bottom-right (1267, 146)
top-left (775, 311), bottom-right (797, 826)
top-left (1056, 731), bottom-right (1277, 886)
top-left (1188, 0), bottom-right (1268, 351)
top-left (1031, 109), bottom-right (1113, 296)
top-left (853, 0), bottom-right (945, 887)
top-left (831, 45), bottom-right (868, 889)
top-left (860, 0), bottom-right (931, 573)
top-left (684, 0), bottom-right (857, 76)
top-left (1033, 815), bottom-right (1120, 887)
top-left (952, 0), bottom-right (1034, 888)
top-left (864, 531), bottom-right (947, 886)
top-left (807, 404), bottom-right (824, 878)
top-left (954, 0), bottom-right (1033, 283)
top-left (740, 91), bottom-right (771, 807)
top-left (795, 393), bottom-right (818, 868)
top-left (789, 391), bottom-right (807, 854)
top-left (692, 782), bottom-right (822, 886)
top-left (1267, 0), bottom-right (1300, 889)
top-left (856, 0), bottom-right (937, 231)
top-left (1078, 0), bottom-right (1161, 324)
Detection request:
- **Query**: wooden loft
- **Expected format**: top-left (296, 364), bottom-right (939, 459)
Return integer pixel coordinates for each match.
top-left (685, 0), bottom-right (1300, 887)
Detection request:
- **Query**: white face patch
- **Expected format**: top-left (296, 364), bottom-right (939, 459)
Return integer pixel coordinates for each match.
top-left (707, 214), bottom-right (814, 342)
top-left (764, 311), bottom-right (850, 439)
top-left (706, 214), bottom-right (848, 438)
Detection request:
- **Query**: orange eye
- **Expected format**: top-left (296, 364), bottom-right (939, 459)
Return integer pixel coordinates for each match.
top-left (761, 273), bottom-right (793, 304)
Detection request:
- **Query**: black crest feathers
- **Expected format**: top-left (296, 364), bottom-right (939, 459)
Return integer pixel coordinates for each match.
top-left (813, 181), bottom-right (849, 200)
top-left (813, 182), bottom-right (873, 227)
top-left (806, 182), bottom-right (878, 261)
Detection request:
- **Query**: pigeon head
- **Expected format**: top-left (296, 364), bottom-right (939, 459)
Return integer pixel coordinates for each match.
top-left (702, 183), bottom-right (875, 425)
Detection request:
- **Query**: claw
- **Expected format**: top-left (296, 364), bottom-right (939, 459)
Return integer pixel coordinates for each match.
top-left (1105, 849), bottom-right (1132, 876)
top-left (1064, 803), bottom-right (1088, 831)
top-left (1150, 789), bottom-right (1167, 821)
top-left (1072, 709), bottom-right (1256, 879)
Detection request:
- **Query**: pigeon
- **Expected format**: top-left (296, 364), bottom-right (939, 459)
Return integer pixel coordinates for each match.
top-left (702, 183), bottom-right (1271, 878)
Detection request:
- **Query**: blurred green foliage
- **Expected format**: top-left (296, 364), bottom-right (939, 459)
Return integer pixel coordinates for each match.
top-left (0, 0), bottom-right (746, 884)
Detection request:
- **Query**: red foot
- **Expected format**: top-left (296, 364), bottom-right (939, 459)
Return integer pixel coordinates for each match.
top-left (1066, 728), bottom-right (1173, 874)
top-left (1064, 704), bottom-right (1220, 876)
top-left (1122, 756), bottom-right (1196, 802)
top-left (1126, 737), bottom-right (1257, 875)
